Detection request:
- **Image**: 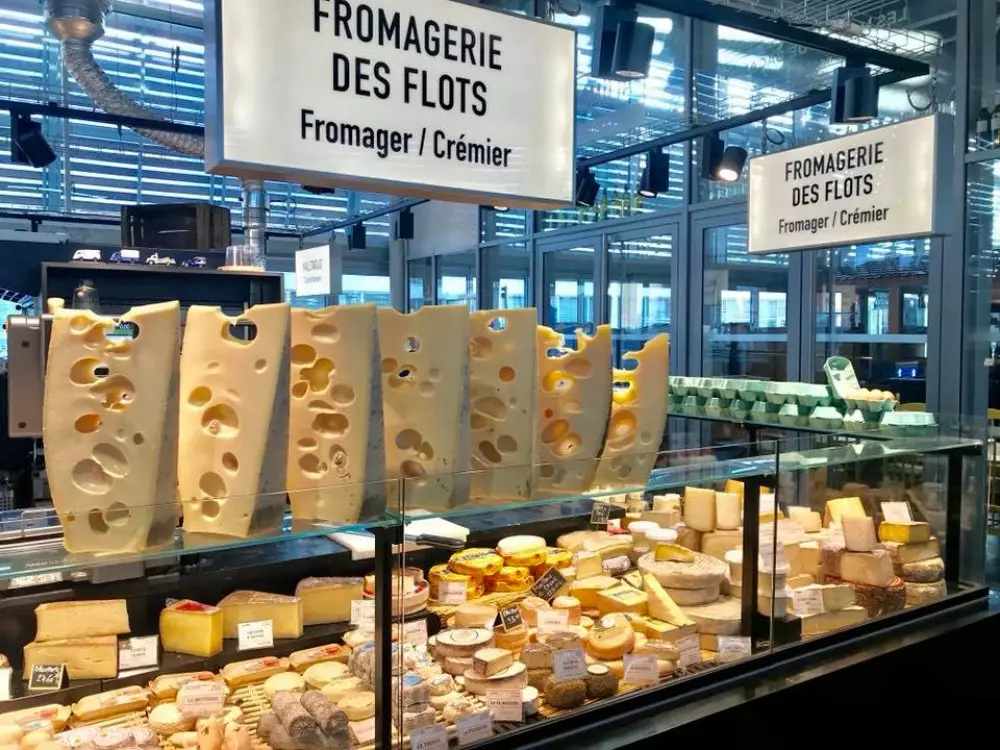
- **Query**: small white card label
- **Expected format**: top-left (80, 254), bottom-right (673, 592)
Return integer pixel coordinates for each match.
top-left (438, 581), bottom-right (468, 605)
top-left (552, 649), bottom-right (587, 681)
top-left (456, 711), bottom-right (493, 745)
top-left (410, 723), bottom-right (449, 750)
top-left (238, 620), bottom-right (274, 651)
top-left (758, 536), bottom-right (788, 573)
top-left (351, 717), bottom-right (375, 745)
top-left (828, 522), bottom-right (845, 546)
top-left (622, 654), bottom-right (659, 685)
top-left (0, 667), bottom-right (11, 701)
top-left (486, 688), bottom-right (523, 723)
top-left (178, 681), bottom-right (226, 717)
top-left (676, 635), bottom-right (701, 669)
top-left (535, 608), bottom-right (569, 634)
top-left (776, 520), bottom-right (805, 543)
top-left (403, 619), bottom-right (428, 647)
top-left (350, 600), bottom-right (376, 630)
top-left (9, 571), bottom-right (63, 590)
top-left (118, 635), bottom-right (159, 671)
top-left (881, 501), bottom-right (913, 523)
top-left (716, 636), bottom-right (752, 659)
top-left (790, 587), bottom-right (825, 616)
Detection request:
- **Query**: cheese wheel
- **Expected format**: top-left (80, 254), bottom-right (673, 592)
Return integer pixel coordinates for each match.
top-left (320, 677), bottom-right (364, 703)
top-left (485, 566), bottom-right (534, 594)
top-left (585, 614), bottom-right (635, 660)
top-left (428, 564), bottom-right (483, 601)
top-left (557, 530), bottom-right (609, 553)
top-left (429, 690), bottom-right (461, 711)
top-left (637, 551), bottom-right (727, 590)
top-left (585, 664), bottom-right (619, 699)
top-left (461, 662), bottom-right (527, 695)
top-left (900, 556), bottom-right (944, 583)
top-left (551, 596), bottom-right (582, 624)
top-left (542, 548), bottom-right (573, 569)
top-left (540, 631), bottom-right (584, 653)
top-left (905, 579), bottom-right (946, 606)
top-left (680, 597), bottom-right (742, 635)
top-left (435, 629), bottom-right (494, 658)
top-left (442, 656), bottom-right (474, 676)
top-left (148, 704), bottom-right (194, 735)
top-left (521, 686), bottom-right (539, 716)
top-left (493, 623), bottom-right (530, 652)
top-left (426, 674), bottom-right (455, 697)
top-left (497, 535), bottom-right (548, 567)
top-left (337, 692), bottom-right (375, 721)
top-left (263, 672), bottom-right (305, 698)
top-left (442, 697), bottom-right (477, 724)
top-left (448, 549), bottom-right (503, 577)
top-left (302, 662), bottom-right (349, 689)
top-left (663, 584), bottom-right (720, 606)
top-left (543, 677), bottom-right (586, 709)
top-left (519, 597), bottom-right (550, 626)
top-left (519, 643), bottom-right (554, 670)
top-left (453, 603), bottom-right (498, 629)
top-left (536, 626), bottom-right (589, 645)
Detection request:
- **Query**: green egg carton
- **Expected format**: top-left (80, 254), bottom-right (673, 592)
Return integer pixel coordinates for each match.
top-left (764, 382), bottom-right (793, 405)
top-left (704, 397), bottom-right (726, 416)
top-left (777, 403), bottom-right (804, 426)
top-left (727, 399), bottom-right (753, 418)
top-left (718, 379), bottom-right (742, 400)
top-left (809, 405), bottom-right (844, 429)
top-left (879, 410), bottom-right (937, 435)
top-left (737, 380), bottom-right (767, 402)
top-left (842, 409), bottom-right (868, 430)
top-left (680, 395), bottom-right (703, 414)
top-left (796, 384), bottom-right (833, 408)
top-left (695, 378), bottom-right (720, 399)
top-left (824, 355), bottom-right (861, 400)
top-left (750, 401), bottom-right (778, 421)
top-left (670, 376), bottom-right (690, 397)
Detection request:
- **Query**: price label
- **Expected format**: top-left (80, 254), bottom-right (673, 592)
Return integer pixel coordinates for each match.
top-left (776, 521), bottom-right (805, 543)
top-left (351, 717), bottom-right (375, 745)
top-left (238, 620), bottom-right (274, 651)
top-left (881, 501), bottom-right (913, 523)
top-left (486, 688), bottom-right (523, 723)
top-left (530, 566), bottom-right (566, 601)
top-left (0, 667), bottom-right (11, 701)
top-left (9, 571), bottom-right (63, 590)
top-left (790, 587), bottom-right (825, 616)
top-left (118, 635), bottom-right (159, 671)
top-left (178, 681), bottom-right (226, 717)
top-left (350, 600), bottom-right (376, 630)
top-left (28, 664), bottom-right (66, 692)
top-left (456, 711), bottom-right (493, 745)
top-left (437, 581), bottom-right (468, 605)
top-left (590, 501), bottom-right (611, 526)
top-left (828, 522), bottom-right (845, 546)
top-left (552, 649), bottom-right (587, 681)
top-left (676, 635), bottom-right (701, 669)
top-left (499, 605), bottom-right (523, 631)
top-left (758, 536), bottom-right (788, 573)
top-left (622, 654), bottom-right (659, 685)
top-left (410, 723), bottom-right (448, 750)
top-left (716, 636), bottom-right (752, 660)
top-left (403, 619), bottom-right (428, 647)
top-left (535, 608), bottom-right (569, 634)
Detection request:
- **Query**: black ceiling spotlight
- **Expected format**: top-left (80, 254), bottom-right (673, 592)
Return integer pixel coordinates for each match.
top-left (575, 167), bottom-right (600, 208)
top-left (302, 185), bottom-right (337, 195)
top-left (638, 149), bottom-right (670, 197)
top-left (591, 1), bottom-right (656, 81)
top-left (832, 64), bottom-right (879, 123)
top-left (717, 146), bottom-right (749, 183)
top-left (395, 208), bottom-right (414, 241)
top-left (349, 223), bottom-right (367, 250)
top-left (614, 17), bottom-right (656, 79)
top-left (700, 134), bottom-right (748, 183)
top-left (699, 133), bottom-right (727, 180)
top-left (10, 110), bottom-right (56, 168)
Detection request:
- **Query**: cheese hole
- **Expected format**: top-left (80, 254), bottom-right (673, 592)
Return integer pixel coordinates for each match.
top-left (565, 400), bottom-right (584, 414)
top-left (541, 419), bottom-right (570, 445)
top-left (116, 429), bottom-right (126, 441)
top-left (610, 456), bottom-right (624, 470)
top-left (471, 336), bottom-right (493, 358)
top-left (222, 453), bottom-right (239, 473)
top-left (133, 433), bottom-right (144, 445)
top-left (538, 464), bottom-right (555, 478)
top-left (544, 408), bottom-right (554, 419)
top-left (401, 460), bottom-right (426, 479)
top-left (302, 359), bottom-right (335, 392)
top-left (609, 410), bottom-right (638, 439)
top-left (298, 437), bottom-right (318, 450)
top-left (470, 414), bottom-right (490, 431)
top-left (617, 465), bottom-right (633, 480)
top-left (428, 368), bottom-right (442, 382)
top-left (104, 502), bottom-right (131, 527)
top-left (254, 359), bottom-right (267, 373)
top-left (331, 384), bottom-right (355, 405)
top-left (201, 499), bottom-right (222, 520)
top-left (398, 365), bottom-right (416, 380)
top-left (553, 433), bottom-right (582, 457)
top-left (224, 321), bottom-right (257, 344)
top-left (74, 414), bottom-right (102, 434)
top-left (640, 431), bottom-right (654, 444)
top-left (404, 336), bottom-right (420, 353)
top-left (292, 381), bottom-right (309, 399)
top-left (418, 381), bottom-right (435, 397)
top-left (208, 361), bottom-right (221, 373)
top-left (189, 386), bottom-right (213, 407)
top-left (479, 441), bottom-right (503, 464)
top-left (199, 471), bottom-right (227, 499)
top-left (312, 323), bottom-right (339, 343)
top-left (487, 317), bottom-right (507, 331)
top-left (88, 508), bottom-right (109, 534)
top-left (70, 357), bottom-right (104, 385)
top-left (418, 442), bottom-right (435, 461)
top-left (497, 435), bottom-right (518, 454)
top-left (553, 467), bottom-right (568, 484)
top-left (309, 400), bottom-right (336, 413)
top-left (565, 358), bottom-right (592, 377)
top-left (313, 412), bottom-right (349, 438)
top-left (330, 446), bottom-right (349, 472)
top-left (499, 366), bottom-right (516, 383)
top-left (202, 404), bottom-right (240, 437)
top-left (474, 397), bottom-right (507, 420)
top-left (381, 357), bottom-right (398, 374)
top-left (542, 370), bottom-right (575, 394)
top-left (396, 429), bottom-right (423, 451)
top-left (93, 443), bottom-right (129, 478)
top-left (299, 453), bottom-right (326, 477)
top-left (90, 374), bottom-right (135, 411)
top-left (291, 344), bottom-right (317, 365)
top-left (546, 347), bottom-right (571, 358)
top-left (70, 315), bottom-right (91, 333)
top-left (72, 459), bottom-right (113, 495)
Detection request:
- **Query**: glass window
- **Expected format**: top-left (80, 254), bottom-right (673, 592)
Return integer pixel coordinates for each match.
top-left (815, 240), bottom-right (930, 405)
top-left (703, 224), bottom-right (789, 379)
top-left (608, 232), bottom-right (673, 363)
top-left (481, 208), bottom-right (529, 242)
top-left (543, 244), bottom-right (596, 348)
top-left (436, 252), bottom-right (477, 310)
top-left (407, 258), bottom-right (433, 311)
top-left (482, 243), bottom-right (530, 310)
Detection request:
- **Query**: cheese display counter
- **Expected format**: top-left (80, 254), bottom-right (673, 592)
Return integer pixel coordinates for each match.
top-left (0, 300), bottom-right (987, 750)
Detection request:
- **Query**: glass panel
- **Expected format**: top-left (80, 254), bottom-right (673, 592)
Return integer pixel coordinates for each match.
top-left (481, 207), bottom-right (529, 242)
top-left (543, 244), bottom-right (596, 345)
top-left (703, 224), bottom-right (789, 380)
top-left (407, 258), bottom-right (433, 311)
top-left (482, 242), bottom-right (530, 310)
top-left (436, 251), bottom-right (478, 310)
top-left (608, 231), bottom-right (673, 363)
top-left (815, 240), bottom-right (930, 406)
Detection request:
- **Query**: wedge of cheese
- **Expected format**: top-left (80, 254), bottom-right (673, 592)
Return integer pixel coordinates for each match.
top-left (824, 496), bottom-right (865, 526)
top-left (535, 325), bottom-right (612, 495)
top-left (468, 309), bottom-right (537, 502)
top-left (878, 521), bottom-right (931, 544)
top-left (35, 599), bottom-right (129, 641)
top-left (43, 301), bottom-right (180, 553)
top-left (378, 306), bottom-right (470, 510)
top-left (644, 573), bottom-right (694, 627)
top-left (218, 591), bottom-right (303, 639)
top-left (591, 334), bottom-right (669, 489)
top-left (787, 506), bottom-right (822, 533)
top-left (287, 305), bottom-right (385, 524)
top-left (180, 304), bottom-right (290, 538)
top-left (23, 636), bottom-right (117, 679)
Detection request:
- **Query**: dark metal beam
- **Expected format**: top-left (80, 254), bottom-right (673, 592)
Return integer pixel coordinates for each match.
top-left (641, 0), bottom-right (931, 76)
top-left (0, 100), bottom-right (204, 137)
top-left (301, 198), bottom-right (428, 238)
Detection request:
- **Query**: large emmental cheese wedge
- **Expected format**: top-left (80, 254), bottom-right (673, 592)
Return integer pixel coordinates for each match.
top-left (378, 306), bottom-right (470, 510)
top-left (218, 591), bottom-right (303, 639)
top-left (591, 334), bottom-right (669, 490)
top-left (35, 599), bottom-right (130, 641)
top-left (535, 325), bottom-right (612, 495)
top-left (180, 304), bottom-right (290, 538)
top-left (43, 301), bottom-right (180, 553)
top-left (468, 308), bottom-right (537, 502)
top-left (287, 305), bottom-right (385, 524)
top-left (23, 636), bottom-right (117, 679)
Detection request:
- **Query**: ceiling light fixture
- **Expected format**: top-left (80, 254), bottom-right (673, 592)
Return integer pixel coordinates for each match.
top-left (10, 111), bottom-right (56, 168)
top-left (591, 1), bottom-right (656, 81)
top-left (716, 146), bottom-right (748, 183)
top-left (576, 167), bottom-right (600, 207)
top-left (700, 134), bottom-right (748, 182)
top-left (613, 18), bottom-right (656, 79)
top-left (638, 149), bottom-right (670, 197)
top-left (831, 64), bottom-right (879, 123)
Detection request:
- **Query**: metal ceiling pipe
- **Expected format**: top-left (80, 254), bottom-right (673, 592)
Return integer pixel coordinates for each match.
top-left (242, 179), bottom-right (267, 265)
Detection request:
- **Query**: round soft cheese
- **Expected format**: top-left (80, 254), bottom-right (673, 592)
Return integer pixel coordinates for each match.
top-left (442, 697), bottom-right (477, 724)
top-left (426, 673), bottom-right (455, 697)
top-left (493, 623), bottom-right (530, 652)
top-left (454, 602), bottom-right (499, 629)
top-left (263, 671), bottom-right (306, 698)
top-left (338, 692), bottom-right (376, 721)
top-left (680, 596), bottom-right (742, 635)
top-left (448, 549), bottom-right (504, 577)
top-left (551, 596), bottom-right (582, 624)
top-left (664, 583), bottom-right (721, 606)
top-left (497, 535), bottom-right (548, 567)
top-left (521, 686), bottom-right (539, 716)
top-left (585, 614), bottom-right (636, 660)
top-left (435, 628), bottom-right (495, 658)
top-left (148, 703), bottom-right (194, 735)
top-left (302, 661), bottom-right (349, 689)
top-left (461, 662), bottom-right (527, 695)
top-left (584, 664), bottom-right (619, 699)
top-left (429, 690), bottom-right (461, 710)
top-left (638, 550), bottom-right (727, 590)
top-left (321, 676), bottom-right (365, 702)
top-left (519, 596), bottom-right (550, 626)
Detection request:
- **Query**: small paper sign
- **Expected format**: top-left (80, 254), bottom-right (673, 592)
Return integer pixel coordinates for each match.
top-left (716, 636), bottom-right (752, 659)
top-left (486, 688), bottom-right (523, 723)
top-left (28, 664), bottom-right (67, 692)
top-left (590, 501), bottom-right (611, 526)
top-left (0, 667), bottom-right (12, 701)
top-left (350, 600), bottom-right (376, 630)
top-left (535, 608), bottom-right (569, 634)
top-left (499, 605), bottom-right (523, 631)
top-left (410, 724), bottom-right (448, 750)
top-left (351, 717), bottom-right (375, 745)
top-left (238, 620), bottom-right (274, 651)
top-left (881, 501), bottom-right (913, 523)
top-left (776, 521), bottom-right (805, 543)
top-left (552, 649), bottom-right (587, 681)
top-left (403, 619), bottom-right (428, 647)
top-left (790, 588), bottom-right (825, 616)
top-left (9, 571), bottom-right (63, 590)
top-left (828, 522), bottom-right (845, 546)
top-left (437, 581), bottom-right (468, 605)
top-left (118, 635), bottom-right (159, 672)
top-left (676, 635), bottom-right (701, 669)
top-left (530, 567), bottom-right (567, 601)
top-left (456, 711), bottom-right (493, 745)
top-left (178, 681), bottom-right (226, 717)
top-left (758, 536), bottom-right (788, 573)
top-left (623, 654), bottom-right (659, 685)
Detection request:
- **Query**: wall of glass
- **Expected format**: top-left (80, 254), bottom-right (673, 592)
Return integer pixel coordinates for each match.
top-left (437, 252), bottom-right (478, 310)
top-left (481, 243), bottom-right (530, 310)
top-left (608, 230), bottom-right (674, 363)
top-left (542, 243), bottom-right (597, 342)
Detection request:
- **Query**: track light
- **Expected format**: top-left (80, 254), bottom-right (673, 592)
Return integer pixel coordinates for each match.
top-left (349, 223), bottom-right (367, 250)
top-left (613, 19), bottom-right (655, 79)
top-left (396, 208), bottom-right (414, 241)
top-left (303, 185), bottom-right (337, 195)
top-left (638, 150), bottom-right (670, 197)
top-left (591, 2), bottom-right (656, 81)
top-left (700, 134), bottom-right (747, 183)
top-left (575, 167), bottom-right (600, 208)
top-left (831, 65), bottom-right (878, 123)
top-left (717, 146), bottom-right (748, 183)
top-left (10, 111), bottom-right (56, 168)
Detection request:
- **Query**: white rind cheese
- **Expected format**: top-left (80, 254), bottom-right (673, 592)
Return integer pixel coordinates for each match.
top-left (180, 304), bottom-right (290, 538)
top-left (468, 308), bottom-right (538, 501)
top-left (287, 305), bottom-right (385, 523)
top-left (591, 334), bottom-right (669, 490)
top-left (378, 306), bottom-right (470, 510)
top-left (535, 325), bottom-right (612, 495)
top-left (43, 302), bottom-right (180, 553)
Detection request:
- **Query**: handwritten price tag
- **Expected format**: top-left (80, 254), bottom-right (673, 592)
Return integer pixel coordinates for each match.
top-left (410, 723), bottom-right (448, 750)
top-left (437, 581), bottom-right (468, 605)
top-left (676, 635), bottom-right (701, 669)
top-left (881, 501), bottom-right (913, 523)
top-left (790, 587), bottom-right (825, 616)
top-left (238, 620), bottom-right (274, 651)
top-left (535, 608), bottom-right (569, 634)
top-left (118, 635), bottom-right (159, 672)
top-left (350, 600), bottom-right (376, 630)
top-left (456, 711), bottom-right (493, 745)
top-left (486, 688), bottom-right (523, 723)
top-left (552, 649), bottom-right (587, 681)
top-left (623, 654), bottom-right (658, 685)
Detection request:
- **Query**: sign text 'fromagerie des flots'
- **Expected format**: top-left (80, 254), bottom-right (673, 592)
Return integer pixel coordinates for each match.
top-left (747, 115), bottom-right (951, 254)
top-left (205, 0), bottom-right (577, 208)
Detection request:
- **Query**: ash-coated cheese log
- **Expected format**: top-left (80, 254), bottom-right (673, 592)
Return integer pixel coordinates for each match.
top-left (299, 690), bottom-right (348, 738)
top-left (255, 714), bottom-right (296, 750)
top-left (270, 692), bottom-right (324, 749)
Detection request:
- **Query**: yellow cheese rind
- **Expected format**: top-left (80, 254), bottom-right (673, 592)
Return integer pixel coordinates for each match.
top-left (596, 584), bottom-right (648, 615)
top-left (295, 578), bottom-right (364, 625)
top-left (643, 573), bottom-right (694, 627)
top-left (469, 309), bottom-right (537, 501)
top-left (218, 591), bottom-right (303, 639)
top-left (878, 521), bottom-right (931, 544)
top-left (683, 487), bottom-right (716, 532)
top-left (180, 304), bottom-right (290, 538)
top-left (591, 334), bottom-right (669, 489)
top-left (35, 599), bottom-right (130, 641)
top-left (535, 325), bottom-right (612, 495)
top-left (43, 302), bottom-right (181, 553)
top-left (787, 506), bottom-right (822, 533)
top-left (824, 496), bottom-right (865, 526)
top-left (287, 305), bottom-right (386, 524)
top-left (23, 636), bottom-right (117, 679)
top-left (159, 600), bottom-right (223, 657)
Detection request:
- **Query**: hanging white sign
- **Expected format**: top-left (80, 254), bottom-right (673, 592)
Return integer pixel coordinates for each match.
top-left (295, 245), bottom-right (332, 297)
